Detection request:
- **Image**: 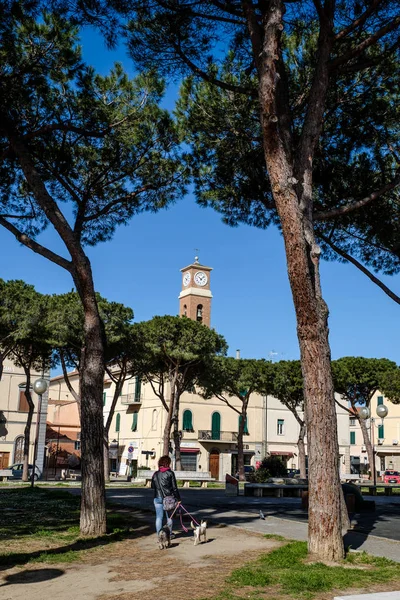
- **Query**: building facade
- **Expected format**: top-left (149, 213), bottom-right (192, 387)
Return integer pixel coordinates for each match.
top-left (349, 391), bottom-right (400, 475)
top-left (0, 358), bottom-right (49, 470)
top-left (48, 257), bottom-right (351, 480)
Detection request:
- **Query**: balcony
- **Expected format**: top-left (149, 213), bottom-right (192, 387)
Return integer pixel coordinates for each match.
top-left (198, 430), bottom-right (238, 443)
top-left (120, 393), bottom-right (143, 405)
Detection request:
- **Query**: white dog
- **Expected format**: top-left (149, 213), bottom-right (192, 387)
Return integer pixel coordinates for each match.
top-left (190, 520), bottom-right (207, 546)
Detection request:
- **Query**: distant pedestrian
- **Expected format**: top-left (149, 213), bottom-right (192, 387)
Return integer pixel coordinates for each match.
top-left (151, 455), bottom-right (181, 539)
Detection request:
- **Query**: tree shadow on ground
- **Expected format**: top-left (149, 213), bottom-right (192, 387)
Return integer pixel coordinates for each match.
top-left (0, 519), bottom-right (154, 572)
top-left (0, 568), bottom-right (64, 586)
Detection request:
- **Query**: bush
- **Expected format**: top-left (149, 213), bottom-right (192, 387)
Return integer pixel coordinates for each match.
top-left (248, 456), bottom-right (287, 482)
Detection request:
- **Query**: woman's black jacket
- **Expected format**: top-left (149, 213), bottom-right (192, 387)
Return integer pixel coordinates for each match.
top-left (151, 469), bottom-right (181, 500)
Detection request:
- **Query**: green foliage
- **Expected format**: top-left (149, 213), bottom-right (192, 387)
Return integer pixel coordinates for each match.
top-left (0, 9), bottom-right (186, 250)
top-left (249, 456), bottom-right (287, 482)
top-left (226, 541), bottom-right (400, 600)
top-left (131, 315), bottom-right (227, 391)
top-left (270, 361), bottom-right (304, 414)
top-left (332, 356), bottom-right (398, 406)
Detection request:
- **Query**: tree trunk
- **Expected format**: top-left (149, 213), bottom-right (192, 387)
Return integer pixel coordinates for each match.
top-left (22, 382), bottom-right (34, 482)
top-left (359, 415), bottom-right (375, 482)
top-left (104, 375), bottom-right (125, 482)
top-left (173, 393), bottom-right (182, 471)
top-left (73, 258), bottom-right (106, 537)
top-left (297, 421), bottom-right (307, 479)
top-left (237, 406), bottom-right (247, 481)
top-left (162, 376), bottom-right (176, 456)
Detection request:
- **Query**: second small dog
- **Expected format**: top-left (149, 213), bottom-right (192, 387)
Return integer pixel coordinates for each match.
top-left (158, 526), bottom-right (171, 550)
top-left (190, 520), bottom-right (207, 546)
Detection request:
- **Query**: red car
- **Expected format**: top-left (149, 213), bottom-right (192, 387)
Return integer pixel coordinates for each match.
top-left (383, 470), bottom-right (400, 484)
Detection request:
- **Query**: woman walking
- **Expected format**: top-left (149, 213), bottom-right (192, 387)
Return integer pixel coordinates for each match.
top-left (151, 455), bottom-right (181, 538)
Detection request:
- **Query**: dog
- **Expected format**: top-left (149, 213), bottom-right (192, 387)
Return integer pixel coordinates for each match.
top-left (190, 520), bottom-right (207, 546)
top-left (158, 525), bottom-right (171, 550)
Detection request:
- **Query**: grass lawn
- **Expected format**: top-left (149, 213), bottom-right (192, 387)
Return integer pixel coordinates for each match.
top-left (0, 487), bottom-right (138, 567)
top-left (200, 537), bottom-right (400, 600)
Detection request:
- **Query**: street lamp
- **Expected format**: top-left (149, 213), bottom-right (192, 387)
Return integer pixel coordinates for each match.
top-left (359, 402), bottom-right (389, 487)
top-left (31, 378), bottom-right (48, 488)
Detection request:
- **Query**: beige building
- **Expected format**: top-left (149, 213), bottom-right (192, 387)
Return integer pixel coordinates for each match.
top-left (48, 257), bottom-right (351, 480)
top-left (349, 391), bottom-right (400, 475)
top-left (0, 358), bottom-right (49, 471)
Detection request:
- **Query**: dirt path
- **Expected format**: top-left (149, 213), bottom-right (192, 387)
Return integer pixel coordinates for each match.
top-left (0, 521), bottom-right (280, 600)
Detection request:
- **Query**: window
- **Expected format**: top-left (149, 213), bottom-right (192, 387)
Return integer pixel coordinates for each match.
top-left (183, 304), bottom-right (187, 316)
top-left (183, 410), bottom-right (194, 432)
top-left (238, 415), bottom-right (249, 435)
top-left (115, 413), bottom-right (121, 433)
top-left (349, 417), bottom-right (356, 427)
top-left (181, 452), bottom-right (197, 471)
top-left (350, 431), bottom-right (356, 445)
top-left (18, 385), bottom-right (30, 413)
top-left (151, 409), bottom-right (158, 431)
top-left (377, 396), bottom-right (384, 406)
top-left (135, 377), bottom-right (142, 402)
top-left (277, 419), bottom-right (284, 435)
top-left (75, 432), bottom-right (81, 450)
top-left (211, 412), bottom-right (221, 440)
top-left (103, 392), bottom-right (106, 407)
top-left (196, 304), bottom-right (203, 322)
top-left (13, 436), bottom-right (24, 463)
top-left (131, 412), bottom-right (138, 432)
top-left (378, 423), bottom-right (384, 439)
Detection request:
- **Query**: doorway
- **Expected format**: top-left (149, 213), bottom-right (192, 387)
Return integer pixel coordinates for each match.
top-left (0, 452), bottom-right (10, 469)
top-left (209, 449), bottom-right (220, 480)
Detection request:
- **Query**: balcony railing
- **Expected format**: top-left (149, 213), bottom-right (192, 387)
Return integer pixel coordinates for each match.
top-left (120, 393), bottom-right (143, 405)
top-left (198, 430), bottom-right (238, 442)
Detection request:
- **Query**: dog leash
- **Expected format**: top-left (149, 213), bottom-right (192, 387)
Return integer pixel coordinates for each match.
top-left (168, 502), bottom-right (201, 531)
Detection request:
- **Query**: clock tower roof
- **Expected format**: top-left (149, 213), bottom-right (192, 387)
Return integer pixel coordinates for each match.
top-left (180, 262), bottom-right (213, 273)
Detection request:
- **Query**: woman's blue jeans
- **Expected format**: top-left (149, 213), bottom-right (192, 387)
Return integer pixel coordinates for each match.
top-left (154, 497), bottom-right (173, 534)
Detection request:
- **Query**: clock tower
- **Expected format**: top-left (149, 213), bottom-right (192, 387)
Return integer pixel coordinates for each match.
top-left (179, 255), bottom-right (213, 327)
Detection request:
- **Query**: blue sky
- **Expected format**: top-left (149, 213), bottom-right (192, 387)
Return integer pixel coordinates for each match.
top-left (1, 28), bottom-right (400, 364)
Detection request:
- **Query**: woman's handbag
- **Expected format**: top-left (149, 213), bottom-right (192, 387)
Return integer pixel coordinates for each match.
top-left (163, 495), bottom-right (177, 511)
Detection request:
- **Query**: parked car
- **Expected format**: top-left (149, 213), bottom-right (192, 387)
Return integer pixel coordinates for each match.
top-left (235, 465), bottom-right (255, 480)
top-left (383, 470), bottom-right (400, 484)
top-left (9, 463), bottom-right (42, 481)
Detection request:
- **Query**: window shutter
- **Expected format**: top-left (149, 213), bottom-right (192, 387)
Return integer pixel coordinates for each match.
top-left (135, 377), bottom-right (142, 402)
top-left (350, 431), bottom-right (356, 445)
top-left (377, 396), bottom-right (383, 406)
top-left (131, 412), bottom-right (138, 432)
top-left (211, 412), bottom-right (221, 440)
top-left (378, 424), bottom-right (384, 438)
top-left (115, 413), bottom-right (121, 433)
top-left (183, 410), bottom-right (193, 431)
top-left (238, 415), bottom-right (249, 435)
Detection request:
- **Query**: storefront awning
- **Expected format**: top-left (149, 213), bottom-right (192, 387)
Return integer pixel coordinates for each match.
top-left (180, 448), bottom-right (200, 453)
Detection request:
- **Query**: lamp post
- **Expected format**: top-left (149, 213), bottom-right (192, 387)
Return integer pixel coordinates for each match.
top-left (359, 403), bottom-right (389, 487)
top-left (31, 378), bottom-right (48, 488)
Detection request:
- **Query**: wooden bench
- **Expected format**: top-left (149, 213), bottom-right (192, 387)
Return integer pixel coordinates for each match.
top-left (0, 469), bottom-right (12, 481)
top-left (244, 483), bottom-right (309, 498)
top-left (138, 470), bottom-right (215, 488)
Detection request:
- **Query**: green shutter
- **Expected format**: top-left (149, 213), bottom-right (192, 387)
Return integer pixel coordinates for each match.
top-left (103, 392), bottom-right (106, 406)
top-left (115, 413), bottom-right (120, 433)
top-left (377, 396), bottom-right (383, 406)
top-left (350, 431), bottom-right (356, 445)
top-left (135, 377), bottom-right (142, 402)
top-left (239, 415), bottom-right (249, 435)
top-left (211, 412), bottom-right (221, 440)
top-left (183, 410), bottom-right (193, 431)
top-left (378, 424), bottom-right (384, 438)
top-left (131, 412), bottom-right (138, 432)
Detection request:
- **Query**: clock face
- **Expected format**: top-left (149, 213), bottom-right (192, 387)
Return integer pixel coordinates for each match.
top-left (194, 271), bottom-right (208, 287)
top-left (183, 272), bottom-right (191, 287)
